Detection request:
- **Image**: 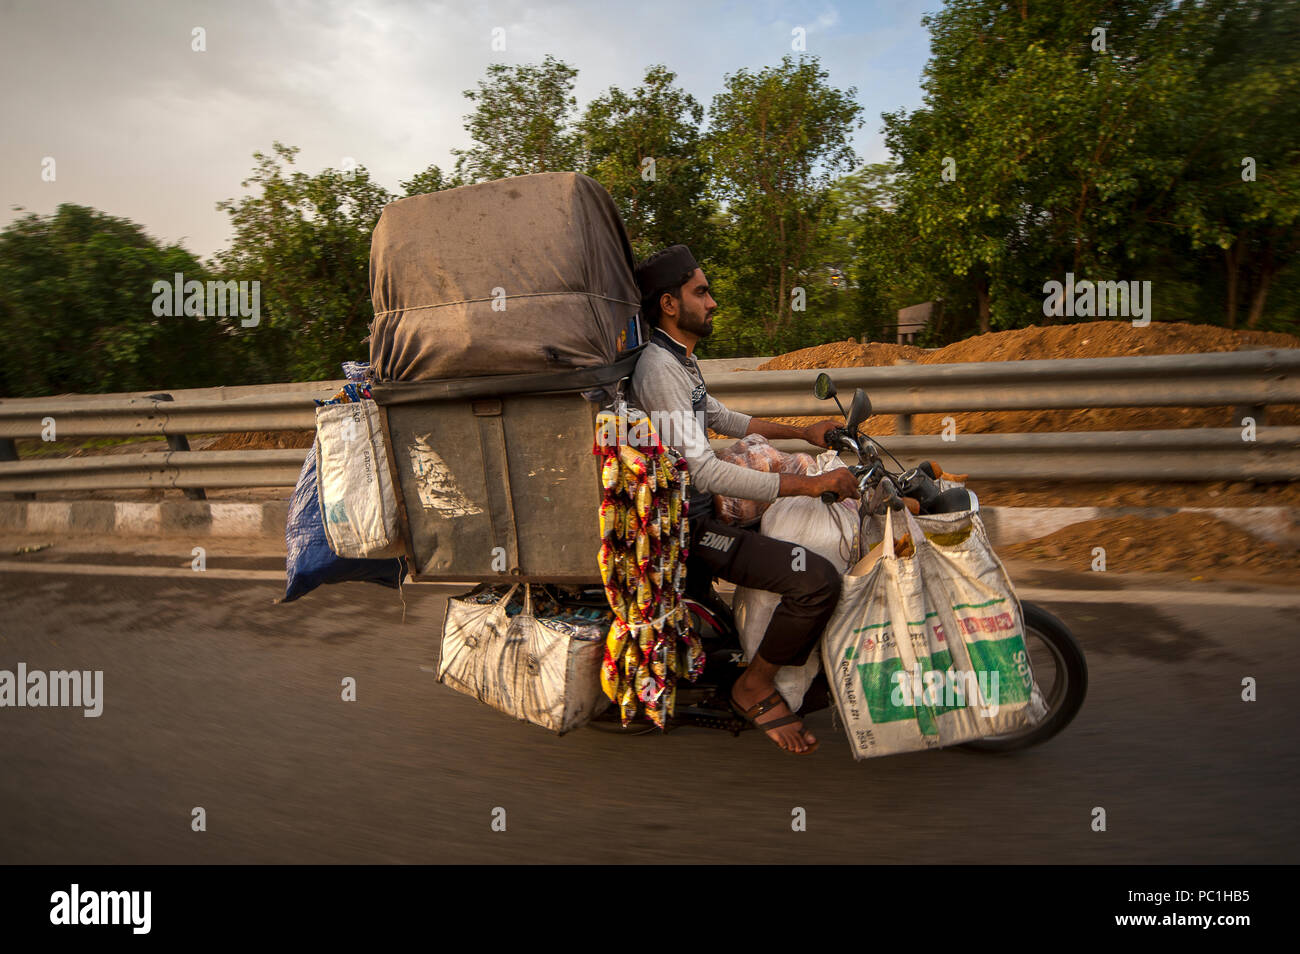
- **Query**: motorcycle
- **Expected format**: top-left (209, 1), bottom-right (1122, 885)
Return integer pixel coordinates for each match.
top-left (590, 373), bottom-right (1088, 753)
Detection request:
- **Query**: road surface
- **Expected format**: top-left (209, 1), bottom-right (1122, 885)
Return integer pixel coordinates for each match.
top-left (0, 555), bottom-right (1296, 864)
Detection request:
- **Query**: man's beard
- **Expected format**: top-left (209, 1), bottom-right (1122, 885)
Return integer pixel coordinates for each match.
top-left (680, 309), bottom-right (714, 339)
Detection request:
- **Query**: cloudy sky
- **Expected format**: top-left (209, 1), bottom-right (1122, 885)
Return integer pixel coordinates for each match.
top-left (1, 0), bottom-right (936, 259)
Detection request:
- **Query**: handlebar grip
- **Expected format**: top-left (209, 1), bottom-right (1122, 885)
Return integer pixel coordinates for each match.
top-left (821, 490), bottom-right (838, 504)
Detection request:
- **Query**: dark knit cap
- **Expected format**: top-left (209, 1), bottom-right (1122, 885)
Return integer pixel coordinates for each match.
top-left (634, 245), bottom-right (699, 301)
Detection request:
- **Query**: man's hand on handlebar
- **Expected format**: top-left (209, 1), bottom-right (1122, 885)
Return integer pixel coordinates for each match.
top-left (814, 468), bottom-right (860, 501)
top-left (776, 468), bottom-right (860, 501)
top-left (801, 420), bottom-right (845, 449)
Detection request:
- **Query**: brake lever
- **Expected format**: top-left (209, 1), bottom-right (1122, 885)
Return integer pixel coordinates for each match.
top-left (825, 427), bottom-right (860, 457)
top-left (866, 480), bottom-right (887, 515)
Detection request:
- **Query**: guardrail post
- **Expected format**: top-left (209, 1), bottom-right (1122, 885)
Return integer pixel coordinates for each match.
top-left (148, 393), bottom-right (206, 501)
top-left (165, 434), bottom-right (206, 501)
top-left (893, 358), bottom-right (915, 435)
top-left (0, 438), bottom-right (35, 500)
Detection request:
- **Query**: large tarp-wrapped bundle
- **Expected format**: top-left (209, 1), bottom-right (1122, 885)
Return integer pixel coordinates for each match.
top-left (368, 172), bottom-right (640, 382)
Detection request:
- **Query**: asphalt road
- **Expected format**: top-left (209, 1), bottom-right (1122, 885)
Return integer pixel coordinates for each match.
top-left (1, 561), bottom-right (1297, 864)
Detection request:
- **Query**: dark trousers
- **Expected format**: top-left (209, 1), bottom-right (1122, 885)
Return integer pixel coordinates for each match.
top-left (685, 514), bottom-right (842, 667)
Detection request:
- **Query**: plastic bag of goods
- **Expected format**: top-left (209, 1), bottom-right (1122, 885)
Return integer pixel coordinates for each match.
top-left (281, 446), bottom-right (407, 602)
top-left (731, 449), bottom-right (858, 712)
top-left (859, 460), bottom-right (970, 553)
top-left (713, 434), bottom-right (816, 525)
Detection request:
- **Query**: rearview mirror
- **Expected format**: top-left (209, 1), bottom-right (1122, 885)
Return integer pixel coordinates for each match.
top-left (813, 372), bottom-right (836, 401)
top-left (845, 389), bottom-right (872, 431)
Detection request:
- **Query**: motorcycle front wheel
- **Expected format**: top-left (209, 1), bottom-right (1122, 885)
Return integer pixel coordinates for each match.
top-left (960, 600), bottom-right (1088, 753)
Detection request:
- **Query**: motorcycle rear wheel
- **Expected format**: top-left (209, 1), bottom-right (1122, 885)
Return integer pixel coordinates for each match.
top-left (960, 601), bottom-right (1087, 752)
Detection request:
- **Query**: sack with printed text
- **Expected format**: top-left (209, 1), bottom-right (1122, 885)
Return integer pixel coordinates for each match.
top-left (315, 397), bottom-right (403, 559)
top-left (438, 583), bottom-right (609, 734)
top-left (822, 506), bottom-right (1047, 760)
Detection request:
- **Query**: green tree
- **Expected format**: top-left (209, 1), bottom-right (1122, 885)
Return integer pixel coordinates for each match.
top-left (215, 142), bottom-right (393, 381)
top-left (578, 65), bottom-right (716, 262)
top-left (453, 55), bottom-right (580, 182)
top-left (1157, 0), bottom-right (1300, 328)
top-left (882, 0), bottom-right (1300, 335)
top-left (815, 163), bottom-right (945, 343)
top-left (884, 1), bottom-right (1151, 332)
top-left (401, 164), bottom-right (464, 197)
top-left (0, 204), bottom-right (221, 396)
top-left (705, 55), bottom-right (863, 354)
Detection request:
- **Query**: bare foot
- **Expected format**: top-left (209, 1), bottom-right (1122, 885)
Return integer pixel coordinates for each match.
top-left (730, 671), bottom-right (818, 754)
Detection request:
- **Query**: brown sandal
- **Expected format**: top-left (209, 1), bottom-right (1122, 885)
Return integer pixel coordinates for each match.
top-left (730, 689), bottom-right (819, 754)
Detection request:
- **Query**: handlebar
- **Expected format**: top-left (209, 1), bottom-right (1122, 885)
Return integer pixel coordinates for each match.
top-left (820, 463), bottom-right (904, 510)
top-left (816, 427), bottom-right (914, 515)
top-left (813, 386), bottom-right (978, 518)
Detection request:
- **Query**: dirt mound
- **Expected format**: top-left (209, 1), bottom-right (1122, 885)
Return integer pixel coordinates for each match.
top-left (758, 320), bottom-right (1300, 434)
top-left (758, 340), bottom-right (927, 370)
top-left (965, 479), bottom-right (1300, 509)
top-left (1001, 512), bottom-right (1300, 579)
top-left (203, 430), bottom-right (314, 451)
top-left (920, 321), bottom-right (1300, 365)
top-left (759, 321), bottom-right (1300, 372)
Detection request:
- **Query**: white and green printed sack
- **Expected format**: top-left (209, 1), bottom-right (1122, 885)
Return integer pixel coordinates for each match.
top-left (437, 583), bottom-right (607, 735)
top-left (823, 507), bottom-right (1046, 760)
top-left (315, 399), bottom-right (402, 559)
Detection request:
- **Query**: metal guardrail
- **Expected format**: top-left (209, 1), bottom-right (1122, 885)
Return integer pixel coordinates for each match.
top-left (766, 429), bottom-right (1300, 481)
top-left (0, 450), bottom-right (309, 493)
top-left (709, 349), bottom-right (1300, 430)
top-left (0, 381), bottom-right (337, 439)
top-left (0, 350), bottom-right (1296, 492)
top-left (0, 430), bottom-right (1293, 494)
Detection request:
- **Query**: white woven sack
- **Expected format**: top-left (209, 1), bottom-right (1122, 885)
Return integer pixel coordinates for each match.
top-left (904, 508), bottom-right (1047, 735)
top-left (437, 584), bottom-right (606, 735)
top-left (315, 399), bottom-right (402, 558)
top-left (732, 450), bottom-right (858, 711)
top-left (823, 506), bottom-right (1042, 760)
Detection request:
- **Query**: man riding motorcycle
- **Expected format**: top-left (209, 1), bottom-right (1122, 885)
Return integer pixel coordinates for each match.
top-left (630, 245), bottom-right (859, 754)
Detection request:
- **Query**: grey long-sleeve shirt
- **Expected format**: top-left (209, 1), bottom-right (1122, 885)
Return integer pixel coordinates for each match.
top-left (630, 328), bottom-right (781, 506)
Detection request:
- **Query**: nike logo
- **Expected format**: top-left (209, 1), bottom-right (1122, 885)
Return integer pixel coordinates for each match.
top-left (699, 531), bottom-right (735, 553)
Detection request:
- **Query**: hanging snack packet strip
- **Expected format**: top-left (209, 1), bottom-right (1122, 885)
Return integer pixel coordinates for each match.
top-left (592, 406), bottom-right (700, 727)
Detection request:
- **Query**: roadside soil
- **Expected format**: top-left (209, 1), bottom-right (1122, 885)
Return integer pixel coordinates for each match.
top-left (757, 319), bottom-right (1300, 433)
top-left (999, 511), bottom-right (1300, 583)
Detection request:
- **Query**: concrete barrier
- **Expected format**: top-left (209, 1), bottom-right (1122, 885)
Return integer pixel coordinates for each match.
top-left (1, 500), bottom-right (1294, 549)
